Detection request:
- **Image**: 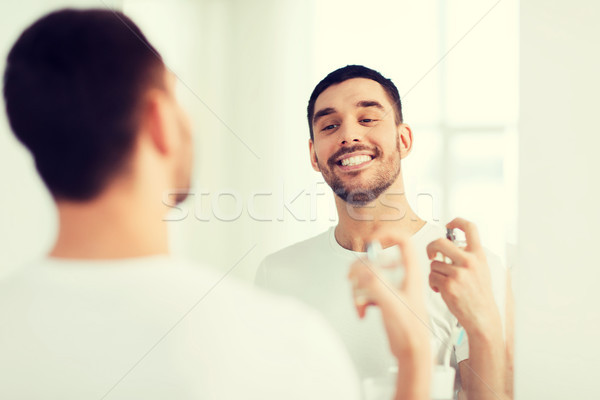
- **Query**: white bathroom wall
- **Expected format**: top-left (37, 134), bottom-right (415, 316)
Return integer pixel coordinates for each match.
top-left (517, 0), bottom-right (600, 397)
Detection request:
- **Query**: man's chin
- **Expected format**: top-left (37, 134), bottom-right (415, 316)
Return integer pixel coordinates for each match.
top-left (333, 188), bottom-right (380, 206)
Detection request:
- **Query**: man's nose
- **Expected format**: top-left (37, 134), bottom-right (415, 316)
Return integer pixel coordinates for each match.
top-left (338, 123), bottom-right (362, 145)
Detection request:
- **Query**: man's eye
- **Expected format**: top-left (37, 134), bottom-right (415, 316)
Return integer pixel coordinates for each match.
top-left (360, 119), bottom-right (377, 123)
top-left (322, 124), bottom-right (338, 131)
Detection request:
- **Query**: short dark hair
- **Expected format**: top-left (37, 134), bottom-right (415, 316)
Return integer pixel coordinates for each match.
top-left (3, 9), bottom-right (165, 200)
top-left (306, 65), bottom-right (403, 140)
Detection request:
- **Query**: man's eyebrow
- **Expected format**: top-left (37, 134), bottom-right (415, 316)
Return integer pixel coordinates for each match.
top-left (313, 107), bottom-right (336, 124)
top-left (356, 100), bottom-right (385, 111)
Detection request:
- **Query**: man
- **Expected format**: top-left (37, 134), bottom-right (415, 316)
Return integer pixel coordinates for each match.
top-left (0, 11), bottom-right (432, 399)
top-left (256, 65), bottom-right (513, 398)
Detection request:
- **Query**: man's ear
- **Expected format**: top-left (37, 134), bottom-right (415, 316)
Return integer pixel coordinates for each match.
top-left (309, 139), bottom-right (321, 172)
top-left (140, 89), bottom-right (172, 156)
top-left (398, 123), bottom-right (413, 159)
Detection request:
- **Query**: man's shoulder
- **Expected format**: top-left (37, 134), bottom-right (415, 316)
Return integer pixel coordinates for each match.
top-left (262, 227), bottom-right (333, 266)
top-left (255, 227), bottom-right (344, 290)
top-left (412, 221), bottom-right (447, 246)
top-left (0, 257), bottom-right (360, 399)
top-left (0, 255), bottom-right (337, 348)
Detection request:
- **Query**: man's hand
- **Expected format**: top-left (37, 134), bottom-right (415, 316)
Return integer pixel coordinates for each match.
top-left (349, 232), bottom-right (430, 359)
top-left (428, 218), bottom-right (509, 400)
top-left (426, 218), bottom-right (501, 334)
top-left (348, 232), bottom-right (431, 400)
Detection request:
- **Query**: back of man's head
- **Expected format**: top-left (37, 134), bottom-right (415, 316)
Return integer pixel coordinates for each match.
top-left (3, 9), bottom-right (165, 201)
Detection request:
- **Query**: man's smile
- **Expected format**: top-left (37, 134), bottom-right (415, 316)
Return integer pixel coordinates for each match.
top-left (336, 153), bottom-right (374, 171)
top-left (327, 145), bottom-right (381, 173)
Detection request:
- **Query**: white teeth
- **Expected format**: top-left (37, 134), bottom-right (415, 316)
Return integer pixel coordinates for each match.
top-left (341, 155), bottom-right (372, 166)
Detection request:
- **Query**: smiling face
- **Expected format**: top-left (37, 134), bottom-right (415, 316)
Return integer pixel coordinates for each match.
top-left (309, 78), bottom-right (412, 205)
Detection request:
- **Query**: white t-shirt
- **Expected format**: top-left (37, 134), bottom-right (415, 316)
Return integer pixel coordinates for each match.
top-left (256, 222), bottom-right (507, 380)
top-left (0, 256), bottom-right (360, 399)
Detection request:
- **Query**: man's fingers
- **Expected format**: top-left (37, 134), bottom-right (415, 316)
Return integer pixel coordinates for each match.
top-left (447, 217), bottom-right (481, 251)
top-left (366, 232), bottom-right (418, 284)
top-left (356, 303), bottom-right (367, 319)
top-left (426, 238), bottom-right (467, 265)
top-left (348, 259), bottom-right (376, 288)
top-left (349, 259), bottom-right (387, 315)
top-left (430, 260), bottom-right (458, 277)
top-left (429, 270), bottom-right (448, 293)
top-left (348, 264), bottom-right (382, 319)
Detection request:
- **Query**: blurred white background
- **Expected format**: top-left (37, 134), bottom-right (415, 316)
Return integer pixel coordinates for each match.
top-left (0, 0), bottom-right (518, 281)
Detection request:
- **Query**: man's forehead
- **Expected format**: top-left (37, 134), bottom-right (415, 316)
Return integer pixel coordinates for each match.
top-left (314, 78), bottom-right (391, 110)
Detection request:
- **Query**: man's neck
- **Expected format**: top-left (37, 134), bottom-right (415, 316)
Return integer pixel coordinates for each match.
top-left (334, 186), bottom-right (425, 252)
top-left (50, 188), bottom-right (169, 260)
